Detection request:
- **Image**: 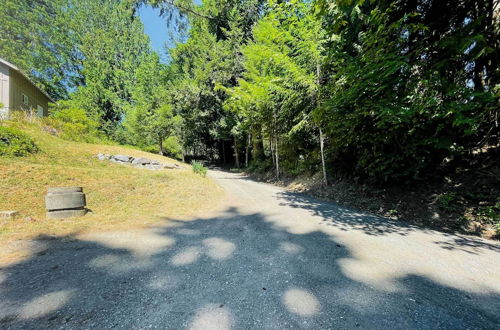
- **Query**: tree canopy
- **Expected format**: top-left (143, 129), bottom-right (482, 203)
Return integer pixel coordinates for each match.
top-left (1, 0), bottom-right (498, 182)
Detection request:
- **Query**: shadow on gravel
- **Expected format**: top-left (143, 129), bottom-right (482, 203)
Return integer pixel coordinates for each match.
top-left (275, 189), bottom-right (500, 254)
top-left (0, 207), bottom-right (498, 329)
top-left (211, 169), bottom-right (418, 237)
top-left (276, 190), bottom-right (418, 237)
top-left (432, 234), bottom-right (500, 255)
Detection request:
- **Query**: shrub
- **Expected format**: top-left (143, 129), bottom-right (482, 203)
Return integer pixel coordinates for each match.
top-left (191, 161), bottom-right (207, 177)
top-left (436, 192), bottom-right (458, 211)
top-left (140, 137), bottom-right (182, 159)
top-left (477, 201), bottom-right (500, 235)
top-left (142, 145), bottom-right (159, 154)
top-left (0, 126), bottom-right (39, 156)
top-left (247, 158), bottom-right (272, 173)
top-left (46, 107), bottom-right (101, 142)
top-left (163, 136), bottom-right (183, 159)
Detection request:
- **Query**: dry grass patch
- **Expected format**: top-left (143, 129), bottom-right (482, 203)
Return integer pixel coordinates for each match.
top-left (0, 121), bottom-right (225, 247)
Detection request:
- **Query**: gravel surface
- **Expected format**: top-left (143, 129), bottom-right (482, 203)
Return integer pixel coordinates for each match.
top-left (1, 170), bottom-right (499, 329)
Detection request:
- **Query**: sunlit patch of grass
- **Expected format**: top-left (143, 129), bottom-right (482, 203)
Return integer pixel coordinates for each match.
top-left (0, 121), bottom-right (225, 247)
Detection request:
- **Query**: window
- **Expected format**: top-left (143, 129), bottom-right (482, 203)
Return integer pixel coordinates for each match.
top-left (22, 93), bottom-right (29, 105)
top-left (37, 105), bottom-right (44, 117)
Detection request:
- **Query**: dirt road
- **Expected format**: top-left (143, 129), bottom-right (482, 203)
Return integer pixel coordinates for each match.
top-left (1, 170), bottom-right (499, 329)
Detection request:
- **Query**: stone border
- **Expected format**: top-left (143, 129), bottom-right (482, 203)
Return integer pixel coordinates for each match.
top-left (97, 154), bottom-right (181, 170)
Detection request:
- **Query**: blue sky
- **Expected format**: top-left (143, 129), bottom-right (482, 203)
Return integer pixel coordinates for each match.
top-left (139, 5), bottom-right (179, 63)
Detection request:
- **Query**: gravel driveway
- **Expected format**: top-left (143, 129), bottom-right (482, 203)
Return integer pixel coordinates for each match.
top-left (1, 170), bottom-right (499, 329)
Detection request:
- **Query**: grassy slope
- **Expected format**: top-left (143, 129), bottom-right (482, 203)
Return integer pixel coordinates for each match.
top-left (0, 121), bottom-right (224, 244)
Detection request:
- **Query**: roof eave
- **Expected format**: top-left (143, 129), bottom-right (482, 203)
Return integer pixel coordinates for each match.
top-left (0, 58), bottom-right (55, 103)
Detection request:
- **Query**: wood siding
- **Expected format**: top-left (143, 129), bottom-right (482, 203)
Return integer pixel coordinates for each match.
top-left (9, 70), bottom-right (50, 117)
top-left (0, 62), bottom-right (9, 119)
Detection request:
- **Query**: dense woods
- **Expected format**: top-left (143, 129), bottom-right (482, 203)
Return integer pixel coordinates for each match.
top-left (1, 0), bottom-right (498, 183)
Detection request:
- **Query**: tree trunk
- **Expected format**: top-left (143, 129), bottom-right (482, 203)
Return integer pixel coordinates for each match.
top-left (275, 134), bottom-right (280, 181)
top-left (270, 135), bottom-right (275, 166)
top-left (222, 140), bottom-right (226, 164)
top-left (319, 128), bottom-right (327, 186)
top-left (316, 63), bottom-right (327, 186)
top-left (252, 129), bottom-right (265, 160)
top-left (252, 135), bottom-right (260, 160)
top-left (234, 136), bottom-right (240, 169)
top-left (159, 137), bottom-right (166, 156)
top-left (273, 106), bottom-right (280, 181)
top-left (245, 133), bottom-right (251, 168)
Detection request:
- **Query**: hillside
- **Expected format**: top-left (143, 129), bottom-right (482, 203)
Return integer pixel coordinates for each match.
top-left (0, 120), bottom-right (224, 246)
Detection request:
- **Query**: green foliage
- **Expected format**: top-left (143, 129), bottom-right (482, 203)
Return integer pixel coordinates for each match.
top-left (2, 0), bottom-right (498, 185)
top-left (124, 52), bottom-right (184, 154)
top-left (141, 145), bottom-right (160, 154)
top-left (69, 0), bottom-right (152, 133)
top-left (141, 136), bottom-right (183, 159)
top-left (477, 201), bottom-right (500, 234)
top-left (191, 161), bottom-right (208, 177)
top-left (46, 103), bottom-right (101, 142)
top-left (436, 193), bottom-right (458, 211)
top-left (247, 158), bottom-right (273, 174)
top-left (0, 0), bottom-right (78, 99)
top-left (0, 126), bottom-right (39, 157)
top-left (221, 0), bottom-right (325, 178)
top-left (314, 0), bottom-right (498, 181)
top-left (163, 136), bottom-right (183, 159)
top-left (166, 0), bottom-right (265, 161)
top-left (1, 0), bottom-right (154, 134)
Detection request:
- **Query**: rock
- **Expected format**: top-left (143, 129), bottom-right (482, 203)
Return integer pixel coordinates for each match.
top-left (97, 153), bottom-right (178, 171)
top-left (131, 157), bottom-right (152, 165)
top-left (0, 210), bottom-right (19, 220)
top-left (163, 163), bottom-right (181, 169)
top-left (145, 164), bottom-right (163, 170)
top-left (111, 154), bottom-right (132, 163)
top-left (97, 153), bottom-right (110, 161)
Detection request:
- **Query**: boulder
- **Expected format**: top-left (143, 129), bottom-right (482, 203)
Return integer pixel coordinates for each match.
top-left (132, 157), bottom-right (152, 165)
top-left (96, 153), bottom-right (178, 171)
top-left (97, 153), bottom-right (110, 161)
top-left (111, 154), bottom-right (132, 163)
top-left (145, 164), bottom-right (163, 170)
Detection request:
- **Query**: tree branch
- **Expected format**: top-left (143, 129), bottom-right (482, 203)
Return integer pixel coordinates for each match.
top-left (159, 0), bottom-right (214, 20)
